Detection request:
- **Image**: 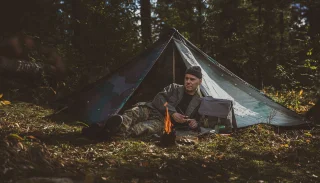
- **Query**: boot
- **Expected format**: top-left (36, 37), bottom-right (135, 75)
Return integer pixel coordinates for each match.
top-left (103, 115), bottom-right (124, 136)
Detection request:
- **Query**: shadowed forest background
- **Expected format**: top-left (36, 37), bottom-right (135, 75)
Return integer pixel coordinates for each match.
top-left (0, 0), bottom-right (319, 101)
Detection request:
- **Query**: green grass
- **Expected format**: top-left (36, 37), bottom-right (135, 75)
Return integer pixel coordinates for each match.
top-left (0, 102), bottom-right (319, 183)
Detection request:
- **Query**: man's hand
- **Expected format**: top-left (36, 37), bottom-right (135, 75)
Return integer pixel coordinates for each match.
top-left (188, 119), bottom-right (198, 129)
top-left (172, 112), bottom-right (187, 123)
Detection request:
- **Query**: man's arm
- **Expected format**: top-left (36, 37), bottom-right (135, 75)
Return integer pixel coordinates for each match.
top-left (151, 83), bottom-right (178, 115)
top-left (152, 84), bottom-right (189, 123)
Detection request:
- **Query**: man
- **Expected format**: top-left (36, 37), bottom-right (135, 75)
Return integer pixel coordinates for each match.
top-left (82, 66), bottom-right (203, 139)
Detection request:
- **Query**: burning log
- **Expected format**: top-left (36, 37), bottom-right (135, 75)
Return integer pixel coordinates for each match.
top-left (160, 102), bottom-right (176, 146)
top-left (164, 102), bottom-right (172, 134)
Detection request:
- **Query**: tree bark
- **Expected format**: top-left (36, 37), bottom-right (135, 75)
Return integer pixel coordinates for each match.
top-left (196, 0), bottom-right (203, 47)
top-left (279, 11), bottom-right (284, 53)
top-left (140, 0), bottom-right (152, 47)
top-left (71, 0), bottom-right (85, 52)
top-left (257, 1), bottom-right (264, 89)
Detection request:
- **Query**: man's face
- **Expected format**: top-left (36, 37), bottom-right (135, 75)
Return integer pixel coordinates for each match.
top-left (184, 74), bottom-right (202, 93)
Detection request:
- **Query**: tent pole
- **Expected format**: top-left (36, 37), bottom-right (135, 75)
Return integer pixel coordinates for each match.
top-left (173, 46), bottom-right (176, 83)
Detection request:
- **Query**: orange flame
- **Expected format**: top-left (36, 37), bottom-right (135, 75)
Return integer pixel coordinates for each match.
top-left (163, 102), bottom-right (172, 134)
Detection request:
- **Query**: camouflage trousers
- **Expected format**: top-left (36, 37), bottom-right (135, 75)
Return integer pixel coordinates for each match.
top-left (119, 105), bottom-right (164, 136)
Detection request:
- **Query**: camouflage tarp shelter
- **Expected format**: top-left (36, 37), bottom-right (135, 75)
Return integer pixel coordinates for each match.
top-left (66, 28), bottom-right (307, 128)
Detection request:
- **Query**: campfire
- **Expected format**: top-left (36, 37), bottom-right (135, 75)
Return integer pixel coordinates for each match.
top-left (164, 102), bottom-right (172, 134)
top-left (160, 102), bottom-right (176, 146)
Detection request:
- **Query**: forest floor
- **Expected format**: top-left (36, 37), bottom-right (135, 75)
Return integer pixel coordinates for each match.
top-left (0, 102), bottom-right (319, 183)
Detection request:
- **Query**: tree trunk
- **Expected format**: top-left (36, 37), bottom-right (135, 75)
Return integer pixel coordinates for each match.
top-left (257, 2), bottom-right (264, 89)
top-left (197, 0), bottom-right (203, 47)
top-left (71, 0), bottom-right (85, 52)
top-left (140, 0), bottom-right (152, 47)
top-left (279, 11), bottom-right (284, 53)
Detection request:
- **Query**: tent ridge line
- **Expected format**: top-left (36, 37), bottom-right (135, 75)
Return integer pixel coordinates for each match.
top-left (54, 31), bottom-right (177, 105)
top-left (174, 31), bottom-right (305, 120)
top-left (113, 32), bottom-right (177, 116)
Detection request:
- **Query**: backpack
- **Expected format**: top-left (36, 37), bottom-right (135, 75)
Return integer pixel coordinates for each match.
top-left (198, 96), bottom-right (237, 133)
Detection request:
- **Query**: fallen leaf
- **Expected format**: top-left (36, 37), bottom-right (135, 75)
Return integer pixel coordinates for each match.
top-left (163, 153), bottom-right (169, 157)
top-left (304, 132), bottom-right (312, 137)
top-left (8, 134), bottom-right (24, 141)
top-left (108, 160), bottom-right (117, 165)
top-left (139, 161), bottom-right (149, 167)
top-left (2, 100), bottom-right (11, 105)
top-left (16, 142), bottom-right (24, 150)
top-left (75, 121), bottom-right (89, 127)
top-left (306, 139), bottom-right (311, 143)
top-left (229, 177), bottom-right (238, 181)
top-left (309, 101), bottom-right (315, 105)
top-left (26, 135), bottom-right (38, 140)
top-left (101, 176), bottom-right (108, 180)
top-left (220, 134), bottom-right (231, 136)
top-left (131, 178), bottom-right (139, 183)
top-left (299, 90), bottom-right (303, 96)
top-left (50, 87), bottom-right (57, 94)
